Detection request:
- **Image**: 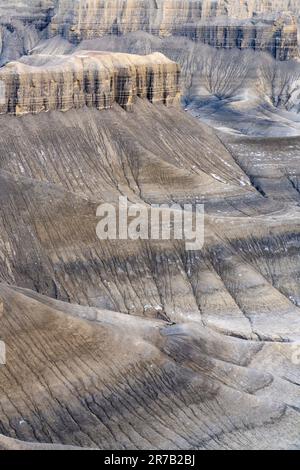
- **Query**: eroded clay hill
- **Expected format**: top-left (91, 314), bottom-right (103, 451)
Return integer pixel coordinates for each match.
top-left (0, 95), bottom-right (300, 449)
top-left (1, 283), bottom-right (300, 449)
top-left (0, 28), bottom-right (300, 449)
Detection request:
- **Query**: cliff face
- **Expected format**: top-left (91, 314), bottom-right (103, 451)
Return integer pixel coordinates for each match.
top-left (212, 0), bottom-right (299, 18)
top-left (48, 0), bottom-right (300, 39)
top-left (2, 0), bottom-right (299, 23)
top-left (0, 1), bottom-right (298, 61)
top-left (0, 1), bottom-right (53, 20)
top-left (48, 1), bottom-right (299, 58)
top-left (0, 51), bottom-right (181, 115)
top-left (176, 13), bottom-right (298, 60)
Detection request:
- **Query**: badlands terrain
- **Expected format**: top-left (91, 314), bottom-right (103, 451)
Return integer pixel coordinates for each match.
top-left (0, 0), bottom-right (300, 451)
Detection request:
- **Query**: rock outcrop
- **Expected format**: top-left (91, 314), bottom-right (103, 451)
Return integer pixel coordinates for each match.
top-left (0, 1), bottom-right (298, 61)
top-left (0, 51), bottom-right (181, 115)
top-left (180, 13), bottom-right (298, 60)
top-left (47, 2), bottom-right (299, 59)
top-left (47, 0), bottom-right (300, 38)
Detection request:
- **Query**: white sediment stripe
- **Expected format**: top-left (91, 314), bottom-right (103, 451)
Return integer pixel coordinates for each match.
top-left (0, 341), bottom-right (6, 365)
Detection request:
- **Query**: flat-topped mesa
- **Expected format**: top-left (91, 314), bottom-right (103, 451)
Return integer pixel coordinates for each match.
top-left (0, 51), bottom-right (181, 116)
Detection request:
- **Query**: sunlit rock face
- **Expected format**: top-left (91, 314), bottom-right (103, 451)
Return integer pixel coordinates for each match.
top-left (47, 1), bottom-right (299, 59)
top-left (47, 0), bottom-right (300, 38)
top-left (0, 51), bottom-right (181, 115)
top-left (0, 1), bottom-right (298, 61)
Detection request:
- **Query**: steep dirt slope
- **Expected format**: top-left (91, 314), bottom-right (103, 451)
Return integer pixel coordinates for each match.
top-left (1, 283), bottom-right (300, 449)
top-left (0, 102), bottom-right (300, 344)
top-left (0, 43), bottom-right (300, 449)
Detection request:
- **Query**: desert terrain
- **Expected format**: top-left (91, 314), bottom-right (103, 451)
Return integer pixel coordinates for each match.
top-left (0, 0), bottom-right (300, 451)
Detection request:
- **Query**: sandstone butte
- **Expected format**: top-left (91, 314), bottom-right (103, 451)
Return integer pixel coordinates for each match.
top-left (0, 51), bottom-right (181, 115)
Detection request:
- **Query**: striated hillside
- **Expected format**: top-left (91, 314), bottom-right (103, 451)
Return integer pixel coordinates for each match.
top-left (1, 99), bottom-right (300, 448)
top-left (0, 51), bottom-right (180, 115)
top-left (1, 282), bottom-right (300, 449)
top-left (1, 1), bottom-right (300, 452)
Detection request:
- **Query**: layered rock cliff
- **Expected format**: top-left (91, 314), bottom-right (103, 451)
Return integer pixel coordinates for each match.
top-left (0, 1), bottom-right (298, 61)
top-left (47, 1), bottom-right (299, 59)
top-left (0, 51), bottom-right (181, 115)
top-left (176, 13), bottom-right (298, 60)
top-left (47, 0), bottom-right (300, 39)
top-left (1, 0), bottom-right (299, 24)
